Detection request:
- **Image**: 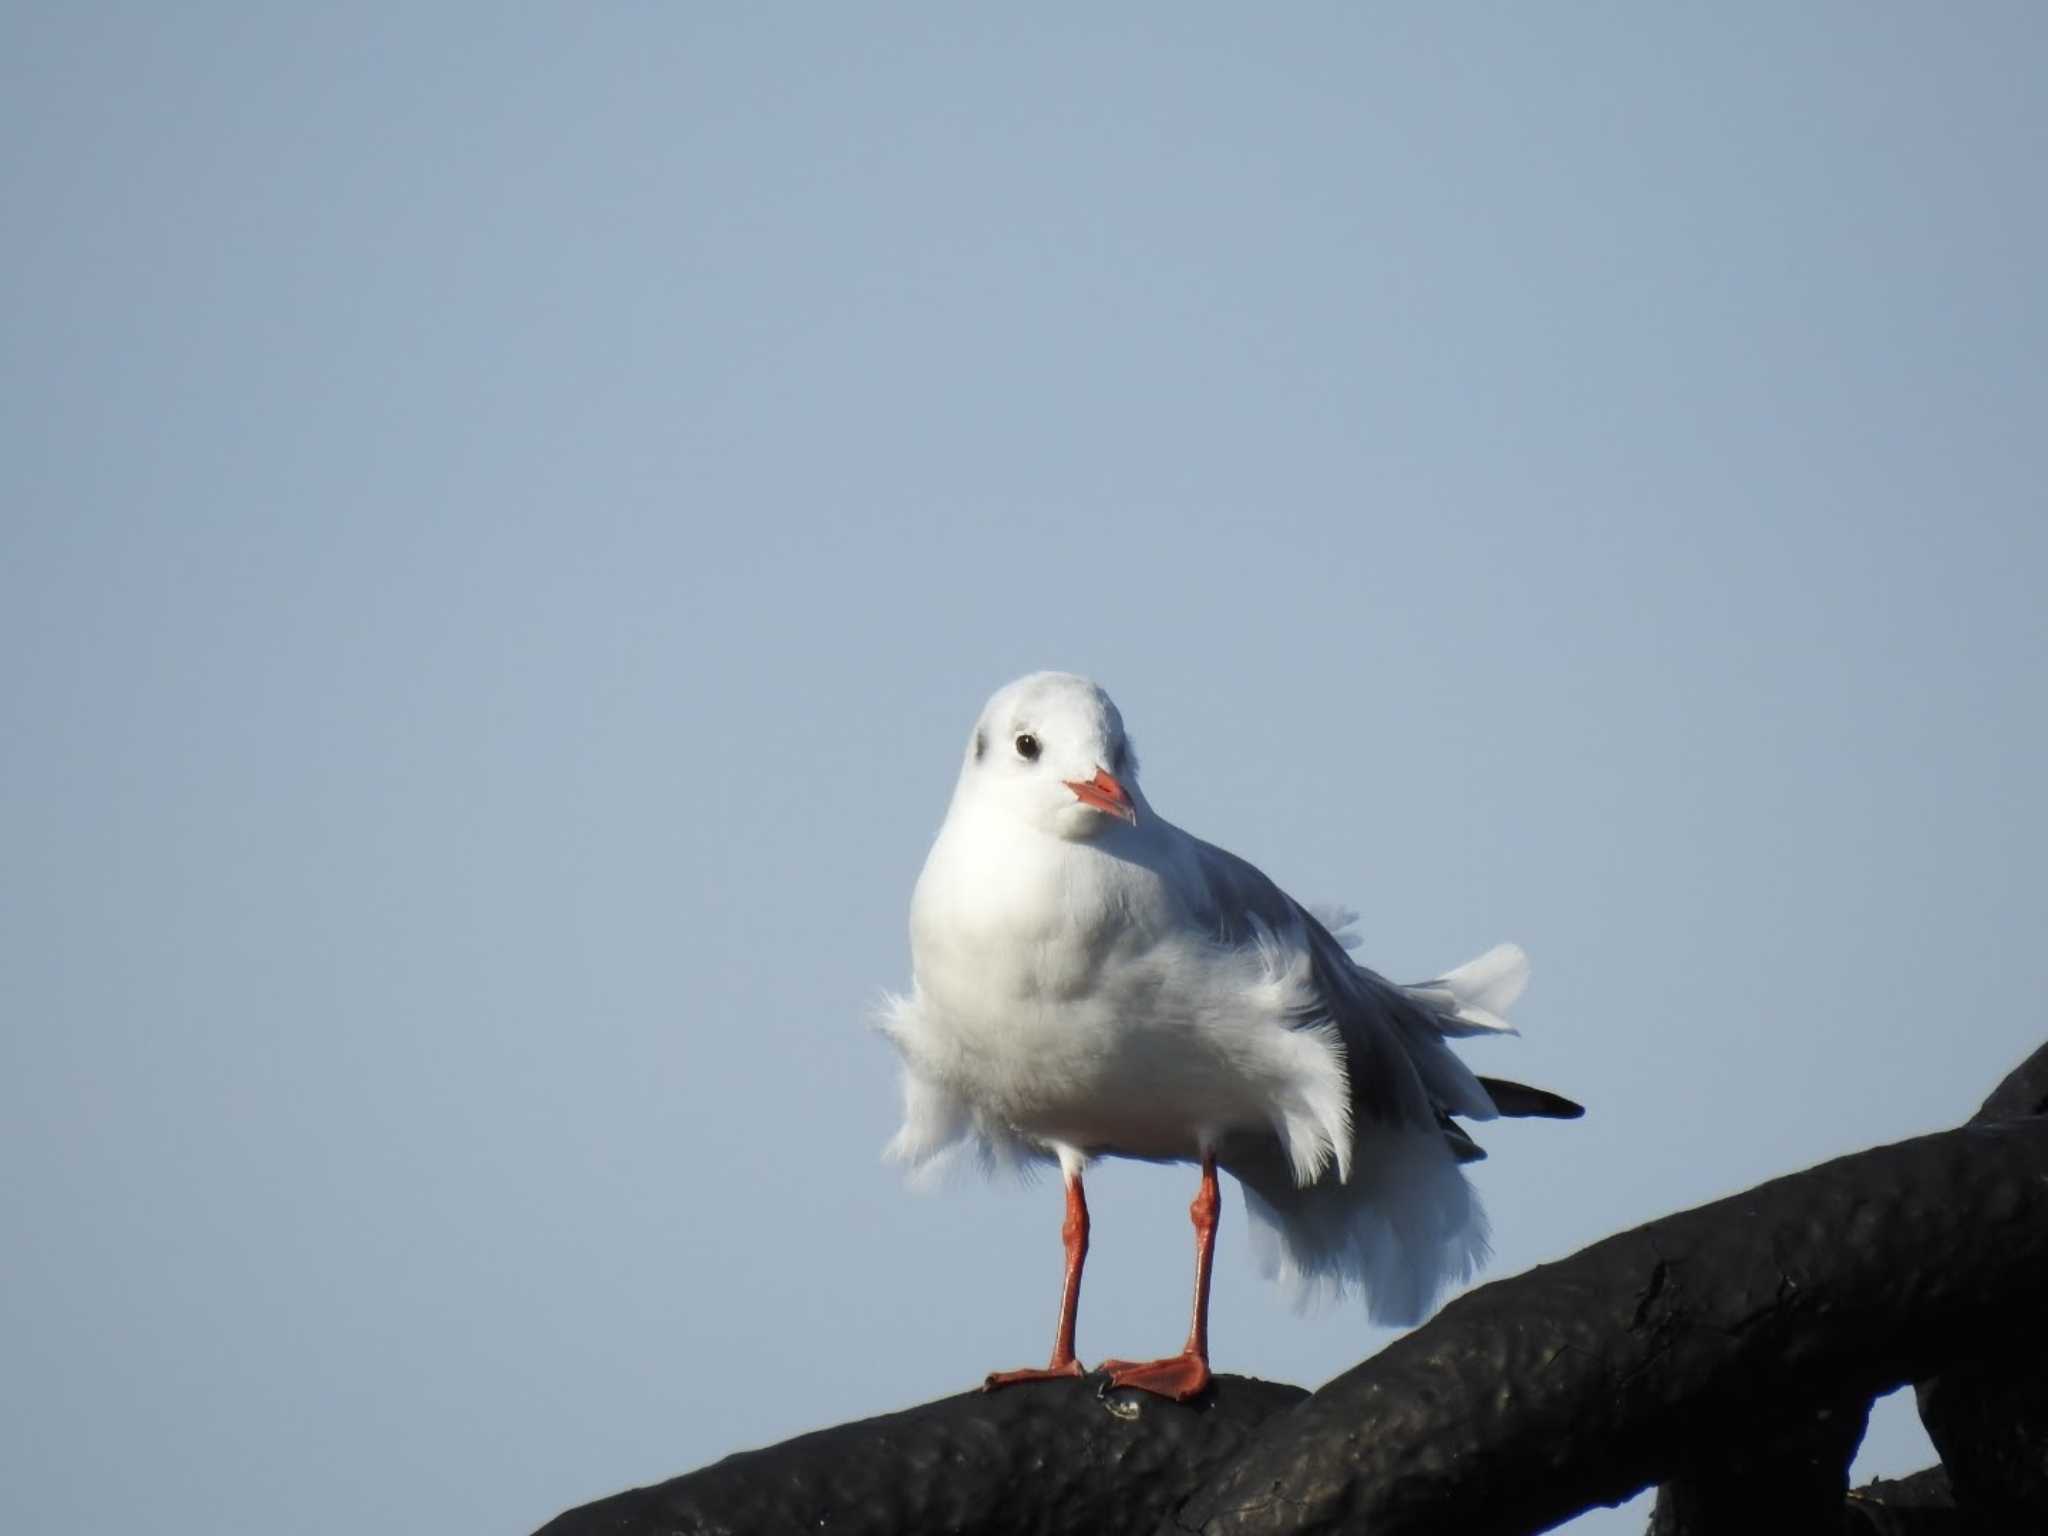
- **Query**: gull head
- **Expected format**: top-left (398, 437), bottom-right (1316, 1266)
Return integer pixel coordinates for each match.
top-left (956, 671), bottom-right (1141, 841)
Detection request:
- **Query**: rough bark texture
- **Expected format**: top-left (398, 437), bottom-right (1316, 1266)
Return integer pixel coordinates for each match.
top-left (533, 1044), bottom-right (2048, 1536)
top-left (1916, 1358), bottom-right (2048, 1531)
top-left (1171, 1118), bottom-right (2048, 1536)
top-left (1908, 1039), bottom-right (2048, 1530)
top-left (1965, 1040), bottom-right (2048, 1125)
top-left (1844, 1466), bottom-right (1965, 1534)
top-left (534, 1375), bottom-right (1306, 1536)
top-left (1645, 1392), bottom-right (1871, 1535)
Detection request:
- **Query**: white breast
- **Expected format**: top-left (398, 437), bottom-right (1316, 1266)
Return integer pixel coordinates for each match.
top-left (902, 825), bottom-right (1349, 1169)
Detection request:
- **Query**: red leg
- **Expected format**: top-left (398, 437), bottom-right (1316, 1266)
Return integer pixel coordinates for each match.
top-left (984, 1170), bottom-right (1090, 1388)
top-left (1097, 1153), bottom-right (1219, 1401)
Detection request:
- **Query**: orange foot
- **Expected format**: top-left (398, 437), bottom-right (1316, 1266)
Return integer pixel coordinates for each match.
top-left (1095, 1351), bottom-right (1212, 1402)
top-left (983, 1358), bottom-right (1086, 1390)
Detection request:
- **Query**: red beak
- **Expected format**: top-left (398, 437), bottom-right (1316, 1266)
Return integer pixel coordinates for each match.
top-left (1064, 767), bottom-right (1137, 825)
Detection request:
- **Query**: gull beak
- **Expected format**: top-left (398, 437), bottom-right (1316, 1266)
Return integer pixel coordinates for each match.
top-left (1064, 767), bottom-right (1137, 826)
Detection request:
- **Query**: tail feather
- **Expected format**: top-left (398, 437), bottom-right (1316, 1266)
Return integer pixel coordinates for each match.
top-left (1403, 941), bottom-right (1529, 1038)
top-left (1225, 1126), bottom-right (1489, 1326)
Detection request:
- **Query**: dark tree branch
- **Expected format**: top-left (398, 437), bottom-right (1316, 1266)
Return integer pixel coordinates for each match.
top-left (1649, 1042), bottom-right (2048, 1535)
top-left (1645, 1392), bottom-right (1870, 1535)
top-left (1844, 1466), bottom-right (1965, 1534)
top-left (1966, 1038), bottom-right (2048, 1124)
top-left (1909, 1039), bottom-right (2048, 1528)
top-left (1636, 1042), bottom-right (2048, 1535)
top-left (1172, 1117), bottom-right (2048, 1536)
top-left (534, 1375), bottom-right (1305, 1536)
top-left (1916, 1358), bottom-right (2048, 1532)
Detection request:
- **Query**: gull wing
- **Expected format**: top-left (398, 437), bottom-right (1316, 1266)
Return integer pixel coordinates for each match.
top-left (1177, 835), bottom-right (1498, 1139)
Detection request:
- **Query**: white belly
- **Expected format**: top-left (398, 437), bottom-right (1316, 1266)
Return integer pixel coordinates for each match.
top-left (912, 925), bottom-right (1303, 1161)
top-left (896, 820), bottom-right (1353, 1179)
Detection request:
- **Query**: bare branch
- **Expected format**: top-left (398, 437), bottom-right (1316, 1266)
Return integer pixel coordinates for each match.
top-left (534, 1375), bottom-right (1305, 1536)
top-left (1174, 1118), bottom-right (2048, 1535)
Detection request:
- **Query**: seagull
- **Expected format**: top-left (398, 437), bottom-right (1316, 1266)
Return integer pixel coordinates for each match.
top-left (878, 672), bottom-right (1581, 1400)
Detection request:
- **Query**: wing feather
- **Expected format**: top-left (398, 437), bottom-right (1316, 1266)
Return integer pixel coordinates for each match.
top-left (1179, 837), bottom-right (1486, 1137)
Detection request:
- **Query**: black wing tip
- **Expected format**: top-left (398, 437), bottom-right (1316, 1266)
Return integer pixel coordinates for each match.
top-left (1438, 1114), bottom-right (1490, 1163)
top-left (1476, 1076), bottom-right (1587, 1120)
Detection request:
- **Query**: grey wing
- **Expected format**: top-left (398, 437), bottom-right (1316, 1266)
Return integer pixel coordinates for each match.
top-left (1181, 836), bottom-right (1498, 1144)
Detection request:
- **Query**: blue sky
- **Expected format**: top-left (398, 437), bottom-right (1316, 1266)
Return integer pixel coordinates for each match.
top-left (5, 8), bottom-right (2045, 1533)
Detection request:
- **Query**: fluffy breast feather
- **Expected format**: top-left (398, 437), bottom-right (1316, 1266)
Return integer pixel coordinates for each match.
top-left (891, 826), bottom-right (1354, 1177)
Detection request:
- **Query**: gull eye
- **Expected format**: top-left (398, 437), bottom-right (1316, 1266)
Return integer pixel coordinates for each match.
top-left (1014, 733), bottom-right (1041, 761)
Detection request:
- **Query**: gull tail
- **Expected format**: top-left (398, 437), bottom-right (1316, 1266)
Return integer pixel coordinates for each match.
top-left (1219, 936), bottom-right (1576, 1325)
top-left (1222, 1124), bottom-right (1489, 1327)
top-left (1402, 941), bottom-right (1529, 1038)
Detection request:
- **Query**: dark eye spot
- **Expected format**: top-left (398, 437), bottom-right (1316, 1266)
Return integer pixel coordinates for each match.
top-left (1014, 733), bottom-right (1041, 761)
top-left (973, 730), bottom-right (987, 762)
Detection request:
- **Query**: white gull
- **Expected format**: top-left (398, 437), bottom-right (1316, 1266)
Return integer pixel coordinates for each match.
top-left (879, 671), bottom-right (1580, 1399)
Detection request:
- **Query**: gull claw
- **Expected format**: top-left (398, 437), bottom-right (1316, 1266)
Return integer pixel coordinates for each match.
top-left (1094, 1351), bottom-right (1212, 1402)
top-left (982, 1357), bottom-right (1086, 1390)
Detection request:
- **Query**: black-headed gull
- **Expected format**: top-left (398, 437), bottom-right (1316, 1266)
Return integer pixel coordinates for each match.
top-left (879, 672), bottom-right (1580, 1400)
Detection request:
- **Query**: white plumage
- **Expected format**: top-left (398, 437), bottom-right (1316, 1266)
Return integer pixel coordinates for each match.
top-left (879, 671), bottom-right (1575, 1374)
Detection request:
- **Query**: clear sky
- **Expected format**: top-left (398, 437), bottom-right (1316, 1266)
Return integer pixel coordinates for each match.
top-left (5, 7), bottom-right (2044, 1533)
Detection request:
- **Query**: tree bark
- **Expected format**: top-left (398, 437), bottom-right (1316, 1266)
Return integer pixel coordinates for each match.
top-left (1646, 1392), bottom-right (1870, 1535)
top-left (1172, 1118), bottom-right (2048, 1536)
top-left (534, 1374), bottom-right (1305, 1536)
top-left (1910, 1041), bottom-right (2048, 1528)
